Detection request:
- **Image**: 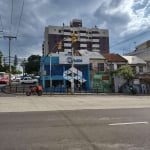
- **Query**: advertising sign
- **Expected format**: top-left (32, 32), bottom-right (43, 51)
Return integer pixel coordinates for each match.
top-left (59, 55), bottom-right (89, 64)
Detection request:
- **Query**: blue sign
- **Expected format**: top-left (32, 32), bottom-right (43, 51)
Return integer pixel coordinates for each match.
top-left (67, 57), bottom-right (73, 63)
top-left (67, 57), bottom-right (82, 63)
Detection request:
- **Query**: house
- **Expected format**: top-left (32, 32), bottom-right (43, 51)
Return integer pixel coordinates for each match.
top-left (103, 53), bottom-right (128, 71)
top-left (102, 53), bottom-right (128, 93)
top-left (122, 56), bottom-right (147, 74)
top-left (126, 40), bottom-right (150, 72)
top-left (79, 50), bottom-right (112, 93)
top-left (122, 55), bottom-right (149, 93)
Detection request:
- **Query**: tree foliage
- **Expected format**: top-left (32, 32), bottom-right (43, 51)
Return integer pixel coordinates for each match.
top-left (117, 65), bottom-right (134, 82)
top-left (0, 50), bottom-right (3, 66)
top-left (25, 55), bottom-right (41, 75)
top-left (14, 55), bottom-right (18, 69)
top-left (0, 51), bottom-right (4, 71)
top-left (0, 51), bottom-right (21, 74)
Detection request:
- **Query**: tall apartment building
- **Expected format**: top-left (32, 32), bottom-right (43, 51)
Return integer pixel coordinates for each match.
top-left (43, 19), bottom-right (109, 56)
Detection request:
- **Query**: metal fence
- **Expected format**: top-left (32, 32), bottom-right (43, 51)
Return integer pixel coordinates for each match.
top-left (1, 84), bottom-right (112, 95)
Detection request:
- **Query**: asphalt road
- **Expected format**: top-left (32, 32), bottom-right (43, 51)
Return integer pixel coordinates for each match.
top-left (0, 108), bottom-right (150, 150)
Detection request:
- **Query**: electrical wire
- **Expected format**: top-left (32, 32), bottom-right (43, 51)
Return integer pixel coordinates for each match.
top-left (9, 0), bottom-right (14, 34)
top-left (16, 0), bottom-right (24, 37)
top-left (110, 28), bottom-right (150, 48)
top-left (0, 15), bottom-right (4, 36)
top-left (11, 0), bottom-right (14, 25)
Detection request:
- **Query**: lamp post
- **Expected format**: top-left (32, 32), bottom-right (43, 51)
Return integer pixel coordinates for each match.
top-left (48, 40), bottom-right (63, 92)
top-left (71, 46), bottom-right (74, 93)
top-left (4, 35), bottom-right (16, 86)
top-left (71, 32), bottom-right (77, 94)
top-left (49, 53), bottom-right (52, 91)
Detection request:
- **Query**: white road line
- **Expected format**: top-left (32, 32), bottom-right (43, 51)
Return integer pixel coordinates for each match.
top-left (109, 122), bottom-right (149, 126)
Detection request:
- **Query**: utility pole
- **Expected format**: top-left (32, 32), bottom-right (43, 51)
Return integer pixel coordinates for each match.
top-left (4, 35), bottom-right (16, 86)
top-left (71, 32), bottom-right (77, 94)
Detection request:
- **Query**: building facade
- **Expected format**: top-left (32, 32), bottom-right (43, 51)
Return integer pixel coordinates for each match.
top-left (103, 53), bottom-right (128, 71)
top-left (40, 50), bottom-right (113, 93)
top-left (43, 19), bottom-right (109, 56)
top-left (122, 56), bottom-right (147, 74)
top-left (102, 53), bottom-right (128, 93)
top-left (40, 51), bottom-right (91, 92)
top-left (126, 40), bottom-right (150, 72)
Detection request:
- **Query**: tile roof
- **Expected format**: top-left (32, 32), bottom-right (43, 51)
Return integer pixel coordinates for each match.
top-left (122, 56), bottom-right (146, 64)
top-left (103, 53), bottom-right (128, 62)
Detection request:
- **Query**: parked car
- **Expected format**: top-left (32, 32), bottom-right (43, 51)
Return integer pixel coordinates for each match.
top-left (20, 77), bottom-right (38, 84)
top-left (0, 77), bottom-right (9, 84)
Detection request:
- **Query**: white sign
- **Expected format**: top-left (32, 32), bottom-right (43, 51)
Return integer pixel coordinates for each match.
top-left (59, 55), bottom-right (89, 64)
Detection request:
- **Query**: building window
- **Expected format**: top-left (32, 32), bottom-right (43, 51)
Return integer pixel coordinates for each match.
top-left (117, 64), bottom-right (122, 69)
top-left (131, 66), bottom-right (136, 74)
top-left (109, 64), bottom-right (114, 71)
top-left (98, 63), bottom-right (104, 72)
top-left (139, 66), bottom-right (143, 73)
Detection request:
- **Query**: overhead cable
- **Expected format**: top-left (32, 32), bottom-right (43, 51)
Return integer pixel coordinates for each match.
top-left (110, 28), bottom-right (150, 48)
top-left (0, 15), bottom-right (4, 36)
top-left (16, 0), bottom-right (24, 37)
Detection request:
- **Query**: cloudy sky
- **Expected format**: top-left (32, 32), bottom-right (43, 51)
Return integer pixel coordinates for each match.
top-left (0, 0), bottom-right (150, 59)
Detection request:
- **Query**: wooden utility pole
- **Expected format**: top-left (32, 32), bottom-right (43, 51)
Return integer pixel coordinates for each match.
top-left (4, 35), bottom-right (16, 86)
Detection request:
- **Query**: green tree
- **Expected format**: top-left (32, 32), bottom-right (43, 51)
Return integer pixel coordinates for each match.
top-left (117, 65), bottom-right (134, 84)
top-left (0, 51), bottom-right (4, 71)
top-left (25, 55), bottom-right (41, 75)
top-left (14, 55), bottom-right (18, 70)
top-left (0, 50), bottom-right (2, 66)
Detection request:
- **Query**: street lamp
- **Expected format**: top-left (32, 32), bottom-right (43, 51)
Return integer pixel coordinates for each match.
top-left (49, 53), bottom-right (52, 91)
top-left (71, 32), bottom-right (77, 93)
top-left (49, 40), bottom-right (63, 92)
top-left (47, 36), bottom-right (74, 93)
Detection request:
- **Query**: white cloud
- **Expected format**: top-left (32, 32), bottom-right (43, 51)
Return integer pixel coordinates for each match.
top-left (121, 0), bottom-right (150, 35)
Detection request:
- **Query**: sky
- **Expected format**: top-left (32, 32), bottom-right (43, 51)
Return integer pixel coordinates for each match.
top-left (0, 0), bottom-right (150, 60)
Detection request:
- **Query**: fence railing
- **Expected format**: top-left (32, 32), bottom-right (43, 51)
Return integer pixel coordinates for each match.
top-left (1, 84), bottom-right (112, 95)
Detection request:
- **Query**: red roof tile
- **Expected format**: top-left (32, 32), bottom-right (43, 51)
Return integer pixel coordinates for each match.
top-left (103, 53), bottom-right (128, 62)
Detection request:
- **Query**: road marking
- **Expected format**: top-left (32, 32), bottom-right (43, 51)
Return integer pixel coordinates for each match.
top-left (109, 122), bottom-right (149, 126)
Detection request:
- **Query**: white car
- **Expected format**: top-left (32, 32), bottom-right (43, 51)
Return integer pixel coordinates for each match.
top-left (20, 77), bottom-right (38, 84)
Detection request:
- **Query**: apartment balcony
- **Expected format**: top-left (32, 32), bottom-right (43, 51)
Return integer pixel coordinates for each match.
top-left (93, 49), bottom-right (100, 52)
top-left (92, 39), bottom-right (99, 42)
top-left (80, 44), bottom-right (87, 47)
top-left (79, 38), bottom-right (87, 42)
top-left (79, 33), bottom-right (87, 36)
top-left (64, 32), bottom-right (71, 36)
top-left (92, 34), bottom-right (100, 37)
top-left (64, 38), bottom-right (71, 42)
top-left (64, 48), bottom-right (71, 51)
top-left (92, 44), bottom-right (99, 48)
top-left (64, 43), bottom-right (72, 47)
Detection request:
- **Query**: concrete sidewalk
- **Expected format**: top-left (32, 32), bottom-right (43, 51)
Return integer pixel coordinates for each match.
top-left (0, 95), bottom-right (150, 112)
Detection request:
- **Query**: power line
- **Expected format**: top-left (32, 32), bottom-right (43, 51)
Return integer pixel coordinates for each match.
top-left (3, 35), bottom-right (17, 85)
top-left (11, 0), bottom-right (14, 25)
top-left (16, 0), bottom-right (24, 37)
top-left (0, 15), bottom-right (4, 36)
top-left (9, 0), bottom-right (14, 34)
top-left (110, 28), bottom-right (150, 48)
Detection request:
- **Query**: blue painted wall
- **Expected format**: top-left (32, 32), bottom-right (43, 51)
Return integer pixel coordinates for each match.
top-left (40, 56), bottom-right (91, 92)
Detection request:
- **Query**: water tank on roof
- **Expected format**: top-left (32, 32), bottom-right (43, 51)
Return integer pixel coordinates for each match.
top-left (70, 19), bottom-right (82, 27)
